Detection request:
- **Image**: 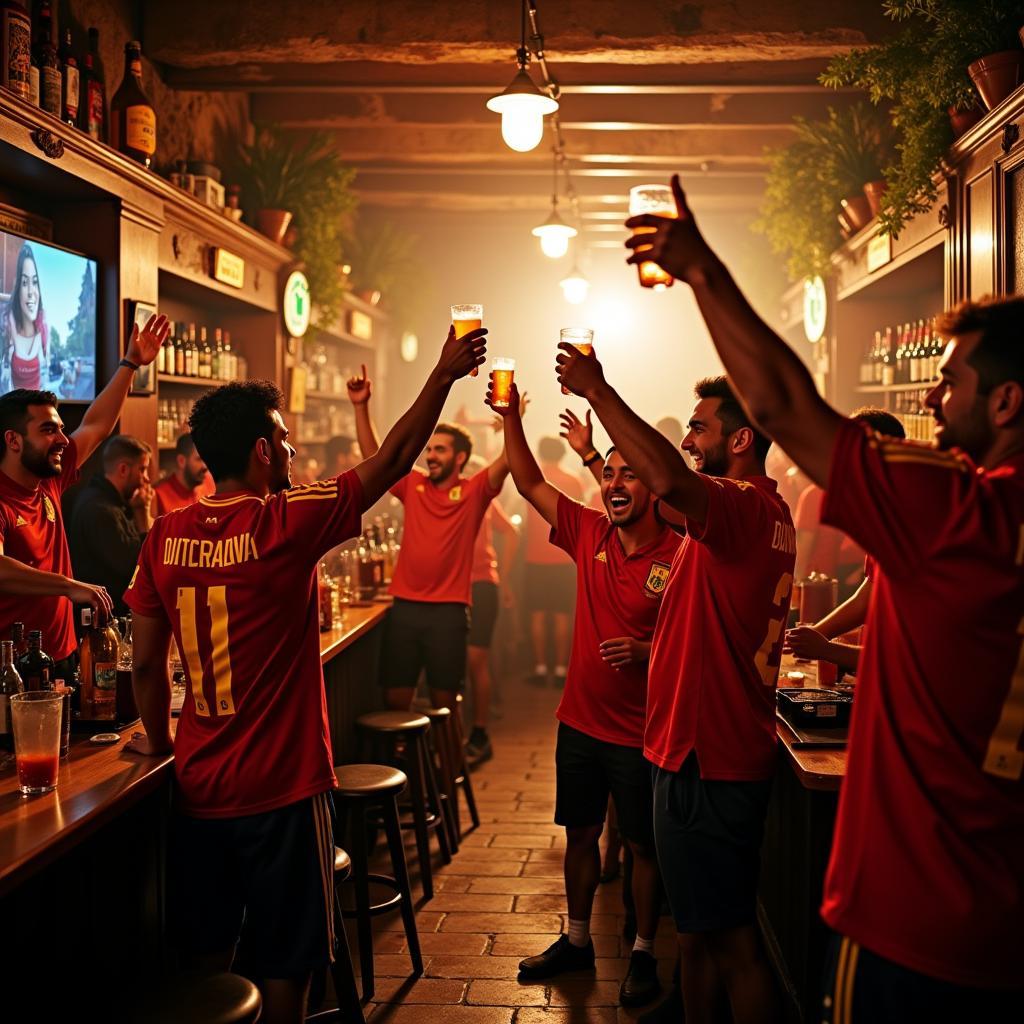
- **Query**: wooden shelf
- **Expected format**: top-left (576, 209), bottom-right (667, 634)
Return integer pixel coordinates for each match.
top-left (856, 382), bottom-right (932, 394)
top-left (157, 374), bottom-right (222, 388)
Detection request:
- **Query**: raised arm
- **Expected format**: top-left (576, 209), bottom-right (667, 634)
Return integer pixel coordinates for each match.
top-left (624, 175), bottom-right (843, 487)
top-left (353, 327), bottom-right (487, 509)
top-left (559, 408), bottom-right (604, 484)
top-left (347, 364), bottom-right (380, 460)
top-left (72, 315), bottom-right (169, 464)
top-left (556, 346), bottom-right (710, 526)
top-left (486, 381), bottom-right (562, 528)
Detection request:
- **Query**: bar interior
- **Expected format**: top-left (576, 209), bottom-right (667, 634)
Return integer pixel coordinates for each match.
top-left (1, 2), bottom-right (1022, 1022)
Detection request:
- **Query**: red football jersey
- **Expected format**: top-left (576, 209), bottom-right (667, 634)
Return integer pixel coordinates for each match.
top-left (820, 420), bottom-right (1024, 988)
top-left (645, 474), bottom-right (796, 779)
top-left (153, 472), bottom-right (216, 517)
top-left (124, 472), bottom-right (364, 818)
top-left (389, 469), bottom-right (499, 604)
top-left (0, 439), bottom-right (80, 659)
top-left (552, 496), bottom-right (680, 748)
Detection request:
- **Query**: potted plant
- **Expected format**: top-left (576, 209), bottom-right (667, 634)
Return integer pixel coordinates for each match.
top-left (821, 0), bottom-right (1024, 237)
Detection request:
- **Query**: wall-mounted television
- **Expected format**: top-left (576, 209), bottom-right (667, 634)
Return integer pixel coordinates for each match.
top-left (0, 229), bottom-right (98, 402)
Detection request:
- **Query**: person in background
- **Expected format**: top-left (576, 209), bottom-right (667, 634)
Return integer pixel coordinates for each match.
top-left (624, 173), bottom-right (1024, 1020)
top-left (655, 416), bottom-right (684, 450)
top-left (1, 242), bottom-right (48, 393)
top-left (464, 453), bottom-right (519, 766)
top-left (348, 351), bottom-right (510, 712)
top-left (153, 433), bottom-right (213, 517)
top-left (68, 434), bottom-right (154, 617)
top-left (493, 379), bottom-right (679, 1008)
top-left (0, 313), bottom-right (168, 664)
top-left (124, 325), bottom-right (487, 1024)
top-left (324, 434), bottom-right (361, 475)
top-left (525, 436), bottom-right (585, 686)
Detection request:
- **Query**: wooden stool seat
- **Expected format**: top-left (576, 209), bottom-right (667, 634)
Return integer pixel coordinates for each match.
top-left (122, 971), bottom-right (261, 1024)
top-left (334, 846), bottom-right (352, 879)
top-left (356, 711), bottom-right (430, 733)
top-left (334, 763), bottom-right (407, 797)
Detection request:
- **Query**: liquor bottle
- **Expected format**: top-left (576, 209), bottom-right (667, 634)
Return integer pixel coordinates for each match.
top-left (1, 0), bottom-right (31, 100)
top-left (34, 2), bottom-right (59, 116)
top-left (223, 330), bottom-right (236, 379)
top-left (174, 322), bottom-right (185, 376)
top-left (880, 327), bottom-right (895, 387)
top-left (110, 40), bottom-right (156, 168)
top-left (16, 629), bottom-right (53, 691)
top-left (58, 26), bottom-right (78, 126)
top-left (199, 326), bottom-right (212, 379)
top-left (212, 327), bottom-right (223, 380)
top-left (11, 620), bottom-right (27, 658)
top-left (187, 323), bottom-right (198, 377)
top-left (78, 608), bottom-right (118, 717)
top-left (79, 26), bottom-right (104, 141)
top-left (0, 639), bottom-right (24, 752)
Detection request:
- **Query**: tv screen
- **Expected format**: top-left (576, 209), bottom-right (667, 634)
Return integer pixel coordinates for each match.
top-left (0, 229), bottom-right (98, 402)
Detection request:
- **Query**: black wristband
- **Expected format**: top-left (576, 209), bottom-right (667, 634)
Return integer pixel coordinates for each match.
top-left (119, 357), bottom-right (140, 371)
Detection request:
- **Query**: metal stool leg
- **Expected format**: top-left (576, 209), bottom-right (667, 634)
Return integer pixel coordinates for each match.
top-left (382, 793), bottom-right (423, 976)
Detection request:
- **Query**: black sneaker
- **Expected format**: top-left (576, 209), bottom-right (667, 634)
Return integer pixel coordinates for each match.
top-left (619, 950), bottom-right (661, 1007)
top-left (465, 730), bottom-right (493, 767)
top-left (637, 981), bottom-right (681, 1023)
top-left (518, 935), bottom-right (595, 980)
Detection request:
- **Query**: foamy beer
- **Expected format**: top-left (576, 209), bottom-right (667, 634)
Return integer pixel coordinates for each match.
top-left (451, 303), bottom-right (483, 377)
top-left (628, 185), bottom-right (676, 290)
top-left (491, 357), bottom-right (515, 408)
top-left (559, 327), bottom-right (594, 395)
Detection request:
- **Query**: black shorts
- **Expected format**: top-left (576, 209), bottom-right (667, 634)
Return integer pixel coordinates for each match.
top-left (169, 791), bottom-right (336, 978)
top-left (554, 722), bottom-right (655, 847)
top-left (820, 932), bottom-right (1023, 1023)
top-left (525, 563), bottom-right (576, 615)
top-left (379, 597), bottom-right (469, 692)
top-left (468, 581), bottom-right (499, 648)
top-left (653, 754), bottom-right (773, 933)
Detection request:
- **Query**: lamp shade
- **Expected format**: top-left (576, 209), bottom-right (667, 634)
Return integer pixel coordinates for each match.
top-left (532, 207), bottom-right (577, 259)
top-left (487, 68), bottom-right (559, 153)
top-left (560, 266), bottom-right (589, 305)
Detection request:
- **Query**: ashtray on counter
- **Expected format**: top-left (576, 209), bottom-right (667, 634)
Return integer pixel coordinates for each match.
top-left (777, 687), bottom-right (853, 728)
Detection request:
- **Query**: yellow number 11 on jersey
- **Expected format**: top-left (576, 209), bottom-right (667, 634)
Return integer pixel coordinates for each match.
top-left (176, 585), bottom-right (236, 717)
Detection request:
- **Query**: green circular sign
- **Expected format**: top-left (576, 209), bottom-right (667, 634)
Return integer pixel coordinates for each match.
top-left (283, 270), bottom-right (311, 338)
top-left (803, 275), bottom-right (827, 343)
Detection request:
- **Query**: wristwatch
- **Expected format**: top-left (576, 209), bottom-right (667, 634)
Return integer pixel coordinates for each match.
top-left (119, 357), bottom-right (140, 371)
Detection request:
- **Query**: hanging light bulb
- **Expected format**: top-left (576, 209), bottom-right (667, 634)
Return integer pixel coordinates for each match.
top-left (486, 0), bottom-right (558, 153)
top-left (560, 263), bottom-right (589, 305)
top-left (532, 148), bottom-right (577, 258)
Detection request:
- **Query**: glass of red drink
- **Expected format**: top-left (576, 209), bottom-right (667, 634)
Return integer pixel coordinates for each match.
top-left (9, 691), bottom-right (62, 795)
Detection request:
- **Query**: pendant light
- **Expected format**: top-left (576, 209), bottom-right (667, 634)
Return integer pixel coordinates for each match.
top-left (532, 149), bottom-right (577, 258)
top-left (560, 261), bottom-right (590, 304)
top-left (486, 0), bottom-right (558, 153)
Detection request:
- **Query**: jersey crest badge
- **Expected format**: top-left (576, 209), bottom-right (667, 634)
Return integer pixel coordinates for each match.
top-left (644, 561), bottom-right (671, 595)
top-left (15, 515), bottom-right (27, 527)
top-left (43, 496), bottom-right (55, 523)
top-left (449, 486), bottom-right (462, 501)
top-left (594, 550), bottom-right (607, 563)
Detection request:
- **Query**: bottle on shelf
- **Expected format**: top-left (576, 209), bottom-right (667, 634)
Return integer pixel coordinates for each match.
top-left (199, 326), bottom-right (212, 379)
top-left (78, 607), bottom-right (118, 718)
top-left (1, 0), bottom-right (32, 101)
top-left (174, 322), bottom-right (186, 376)
top-left (11, 620), bottom-right (27, 658)
top-left (34, 2), bottom-right (59, 116)
top-left (15, 629), bottom-right (53, 691)
top-left (0, 639), bottom-right (24, 752)
top-left (880, 326), bottom-right (894, 387)
top-left (187, 323), bottom-right (199, 378)
top-left (212, 327), bottom-right (223, 380)
top-left (222, 330), bottom-right (235, 379)
top-left (79, 26), bottom-right (104, 140)
top-left (58, 26), bottom-right (78, 127)
top-left (110, 39), bottom-right (156, 168)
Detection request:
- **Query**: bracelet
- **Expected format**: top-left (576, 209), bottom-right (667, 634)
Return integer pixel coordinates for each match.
top-left (119, 357), bottom-right (140, 372)
top-left (582, 449), bottom-right (601, 467)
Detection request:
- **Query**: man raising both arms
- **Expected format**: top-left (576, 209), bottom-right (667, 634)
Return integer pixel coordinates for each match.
top-left (491, 383), bottom-right (679, 1008)
top-left (349, 362), bottom-right (511, 711)
top-left (558, 351), bottom-right (794, 1024)
top-left (625, 175), bottom-right (1023, 1019)
top-left (124, 325), bottom-right (487, 1024)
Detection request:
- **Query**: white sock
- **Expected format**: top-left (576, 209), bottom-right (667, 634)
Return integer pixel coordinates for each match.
top-left (534, 663), bottom-right (548, 675)
top-left (553, 665), bottom-right (567, 677)
top-left (567, 918), bottom-right (590, 947)
top-left (633, 935), bottom-right (655, 955)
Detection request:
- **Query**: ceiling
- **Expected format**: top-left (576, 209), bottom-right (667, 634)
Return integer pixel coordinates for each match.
top-left (144, 0), bottom-right (891, 247)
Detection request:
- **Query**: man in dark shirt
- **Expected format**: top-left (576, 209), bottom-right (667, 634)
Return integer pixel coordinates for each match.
top-left (69, 434), bottom-right (153, 615)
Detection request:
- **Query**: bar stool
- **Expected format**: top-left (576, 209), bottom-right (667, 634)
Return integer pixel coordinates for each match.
top-left (355, 711), bottom-right (452, 900)
top-left (414, 703), bottom-right (461, 853)
top-left (120, 971), bottom-right (261, 1024)
top-left (452, 694), bottom-right (481, 833)
top-left (306, 847), bottom-right (365, 1023)
top-left (334, 763), bottom-right (423, 1003)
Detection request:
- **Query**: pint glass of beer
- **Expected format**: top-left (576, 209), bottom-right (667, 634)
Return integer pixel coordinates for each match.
top-left (491, 357), bottom-right (515, 408)
top-left (628, 185), bottom-right (676, 290)
top-left (451, 304), bottom-right (483, 376)
top-left (559, 327), bottom-right (594, 395)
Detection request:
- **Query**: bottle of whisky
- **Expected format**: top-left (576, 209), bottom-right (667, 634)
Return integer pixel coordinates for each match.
top-left (78, 608), bottom-right (118, 718)
top-left (110, 40), bottom-right (156, 167)
top-left (58, 26), bottom-right (78, 126)
top-left (79, 26), bottom-right (104, 140)
top-left (0, 639), bottom-right (24, 752)
top-left (16, 629), bottom-right (54, 691)
top-left (1, 0), bottom-right (31, 101)
top-left (34, 2), bottom-right (59, 117)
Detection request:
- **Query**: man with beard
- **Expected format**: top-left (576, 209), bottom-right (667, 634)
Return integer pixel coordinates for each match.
top-left (489, 382), bottom-right (679, 1008)
top-left (0, 314), bottom-right (169, 665)
top-left (153, 433), bottom-right (214, 516)
top-left (623, 175), bottom-right (1024, 1021)
top-left (68, 434), bottom-right (154, 617)
top-left (348, 363), bottom-right (511, 712)
top-left (559, 351), bottom-right (793, 1024)
top-left (123, 323), bottom-right (487, 1024)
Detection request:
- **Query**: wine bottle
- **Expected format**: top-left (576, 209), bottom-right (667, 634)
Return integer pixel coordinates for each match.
top-left (79, 26), bottom-right (104, 140)
top-left (110, 40), bottom-right (156, 167)
top-left (1, 0), bottom-right (31, 100)
top-left (0, 639), bottom-right (24, 752)
top-left (34, 2), bottom-right (59, 116)
top-left (15, 629), bottom-right (53, 691)
top-left (58, 26), bottom-right (78, 126)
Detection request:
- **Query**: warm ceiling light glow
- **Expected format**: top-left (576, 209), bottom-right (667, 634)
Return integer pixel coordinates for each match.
top-left (560, 265), bottom-right (589, 304)
top-left (486, 69), bottom-right (558, 153)
top-left (532, 206), bottom-right (576, 259)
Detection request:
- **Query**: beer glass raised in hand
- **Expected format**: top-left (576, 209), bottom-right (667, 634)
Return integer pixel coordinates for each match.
top-left (628, 185), bottom-right (676, 290)
top-left (559, 327), bottom-right (594, 395)
top-left (491, 357), bottom-right (515, 408)
top-left (451, 304), bottom-right (483, 377)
